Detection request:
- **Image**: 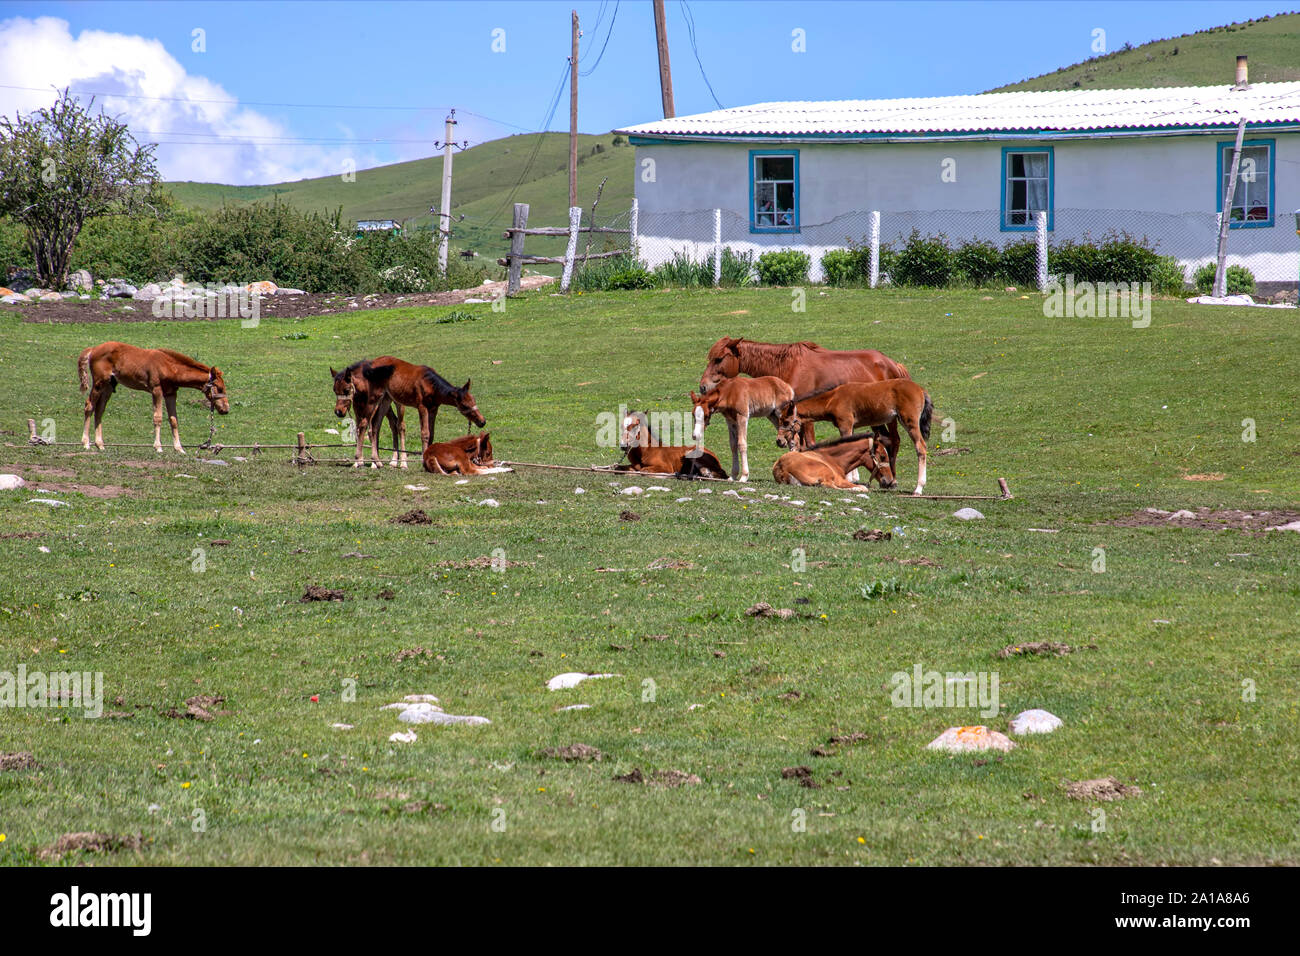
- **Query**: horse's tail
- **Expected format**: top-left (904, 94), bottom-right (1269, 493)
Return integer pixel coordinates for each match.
top-left (919, 391), bottom-right (933, 443)
top-left (78, 346), bottom-right (94, 392)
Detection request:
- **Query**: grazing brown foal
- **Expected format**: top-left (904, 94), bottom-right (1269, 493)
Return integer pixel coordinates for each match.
top-left (781, 378), bottom-right (932, 495)
top-left (618, 411), bottom-right (728, 479)
top-left (689, 376), bottom-right (797, 482)
top-left (331, 362), bottom-right (401, 468)
top-left (365, 356), bottom-right (485, 464)
top-left (422, 432), bottom-right (509, 476)
top-left (79, 342), bottom-right (229, 454)
top-left (772, 433), bottom-right (895, 491)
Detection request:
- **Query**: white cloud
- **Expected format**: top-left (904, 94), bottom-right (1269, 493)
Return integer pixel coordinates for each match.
top-left (0, 16), bottom-right (385, 185)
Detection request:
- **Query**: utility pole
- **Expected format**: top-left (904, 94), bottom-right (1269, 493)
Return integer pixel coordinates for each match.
top-left (569, 10), bottom-right (580, 210)
top-left (652, 0), bottom-right (675, 119)
top-left (437, 109), bottom-right (456, 276)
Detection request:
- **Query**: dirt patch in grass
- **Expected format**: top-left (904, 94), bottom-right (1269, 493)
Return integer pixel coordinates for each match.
top-left (436, 554), bottom-right (531, 570)
top-left (619, 510), bottom-right (641, 522)
top-left (377, 587), bottom-right (396, 600)
top-left (745, 602), bottom-right (798, 619)
top-left (853, 528), bottom-right (891, 541)
top-left (1105, 507), bottom-right (1300, 534)
top-left (646, 557), bottom-right (696, 570)
top-left (880, 554), bottom-right (941, 568)
top-left (614, 768), bottom-right (701, 787)
top-left (935, 447), bottom-right (972, 456)
top-left (394, 646), bottom-right (438, 662)
top-left (540, 743), bottom-right (603, 761)
top-left (160, 694), bottom-right (231, 721)
top-left (39, 831), bottom-right (143, 860)
top-left (0, 531), bottom-right (45, 540)
top-left (1066, 777), bottom-right (1142, 801)
top-left (997, 640), bottom-right (1083, 658)
top-left (0, 751), bottom-right (39, 771)
top-left (301, 585), bottom-right (346, 602)
top-left (10, 475), bottom-right (133, 498)
top-left (393, 509), bottom-right (432, 525)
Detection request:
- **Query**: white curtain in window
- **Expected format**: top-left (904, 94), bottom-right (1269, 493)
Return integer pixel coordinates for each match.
top-left (1024, 153), bottom-right (1048, 212)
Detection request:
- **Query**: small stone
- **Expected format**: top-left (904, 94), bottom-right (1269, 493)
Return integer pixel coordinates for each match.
top-left (952, 507), bottom-right (985, 520)
top-left (477, 498), bottom-right (500, 507)
top-left (926, 725), bottom-right (1015, 753)
top-left (1008, 709), bottom-right (1063, 735)
top-left (620, 486), bottom-right (644, 496)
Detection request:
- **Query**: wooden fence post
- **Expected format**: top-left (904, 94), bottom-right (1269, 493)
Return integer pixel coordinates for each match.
top-left (868, 211), bottom-right (881, 289)
top-left (560, 206), bottom-right (582, 293)
top-left (713, 208), bottom-right (723, 286)
top-left (507, 203), bottom-right (529, 297)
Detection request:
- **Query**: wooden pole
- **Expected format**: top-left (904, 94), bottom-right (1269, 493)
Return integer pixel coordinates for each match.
top-left (296, 432), bottom-right (306, 463)
top-left (560, 206), bottom-right (582, 292)
top-left (652, 0), bottom-right (675, 119)
top-left (569, 10), bottom-right (580, 210)
top-left (508, 203), bottom-right (528, 296)
top-left (437, 110), bottom-right (456, 277)
top-left (1213, 117), bottom-right (1247, 298)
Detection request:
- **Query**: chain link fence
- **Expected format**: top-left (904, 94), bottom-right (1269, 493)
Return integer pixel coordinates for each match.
top-left (626, 205), bottom-right (1298, 292)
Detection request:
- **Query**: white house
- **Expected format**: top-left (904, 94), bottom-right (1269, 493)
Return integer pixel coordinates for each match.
top-left (615, 69), bottom-right (1300, 290)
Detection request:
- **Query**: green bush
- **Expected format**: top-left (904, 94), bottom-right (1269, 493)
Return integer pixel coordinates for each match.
top-left (891, 231), bottom-right (952, 287)
top-left (1049, 238), bottom-right (1105, 284)
top-left (821, 249), bottom-right (856, 286)
top-left (1151, 256), bottom-right (1188, 296)
top-left (998, 239), bottom-right (1039, 287)
top-left (573, 253), bottom-right (654, 292)
top-left (1193, 262), bottom-right (1256, 295)
top-left (1097, 231), bottom-right (1161, 284)
top-left (716, 247), bottom-right (755, 287)
top-left (653, 251), bottom-right (712, 288)
top-left (952, 238), bottom-right (1001, 285)
top-left (756, 249), bottom-right (810, 286)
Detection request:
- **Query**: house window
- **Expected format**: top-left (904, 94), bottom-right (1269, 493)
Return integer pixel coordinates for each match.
top-left (1218, 139), bottom-right (1274, 228)
top-left (750, 151), bottom-right (799, 233)
top-left (1001, 148), bottom-right (1053, 231)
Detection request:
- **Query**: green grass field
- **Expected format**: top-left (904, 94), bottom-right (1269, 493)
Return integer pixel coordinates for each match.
top-left (1, 287), bottom-right (1298, 865)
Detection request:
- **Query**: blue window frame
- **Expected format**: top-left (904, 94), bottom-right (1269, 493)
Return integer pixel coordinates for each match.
top-left (1216, 138), bottom-right (1275, 228)
top-left (749, 149), bottom-right (799, 233)
top-left (1000, 146), bottom-right (1054, 232)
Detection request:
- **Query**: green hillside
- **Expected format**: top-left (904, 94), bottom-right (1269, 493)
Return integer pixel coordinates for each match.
top-left (990, 12), bottom-right (1300, 92)
top-left (166, 131), bottom-right (637, 267)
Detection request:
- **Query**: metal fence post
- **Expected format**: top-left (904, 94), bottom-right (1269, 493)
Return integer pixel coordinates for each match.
top-left (713, 208), bottom-right (723, 286)
top-left (869, 211), bottom-right (881, 289)
top-left (629, 198), bottom-right (639, 260)
top-left (560, 205), bottom-right (582, 293)
top-left (1035, 211), bottom-right (1049, 291)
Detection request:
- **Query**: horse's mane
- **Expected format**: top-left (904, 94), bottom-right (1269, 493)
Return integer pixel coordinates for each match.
top-left (361, 362), bottom-right (395, 386)
top-left (339, 359), bottom-right (369, 380)
top-left (420, 366), bottom-right (456, 392)
top-left (156, 348), bottom-right (209, 371)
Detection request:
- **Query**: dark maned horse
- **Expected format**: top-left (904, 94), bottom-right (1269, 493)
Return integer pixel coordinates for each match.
top-left (79, 342), bottom-right (229, 454)
top-left (698, 337), bottom-right (910, 472)
top-left (332, 362), bottom-right (401, 468)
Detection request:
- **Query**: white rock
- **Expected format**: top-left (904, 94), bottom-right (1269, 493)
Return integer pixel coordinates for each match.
top-left (410, 711), bottom-right (490, 726)
top-left (38, 545), bottom-right (50, 553)
top-left (0, 474), bottom-right (26, 490)
top-left (647, 485), bottom-right (670, 492)
top-left (722, 489), bottom-right (741, 498)
top-left (1008, 709), bottom-right (1063, 735)
top-left (1266, 520), bottom-right (1300, 532)
top-left (404, 484), bottom-right (429, 491)
top-left (620, 486), bottom-right (644, 496)
top-left (1168, 509), bottom-right (1196, 520)
top-left (324, 428), bottom-right (339, 435)
top-left (331, 723), bottom-right (354, 730)
top-left (396, 703), bottom-right (445, 721)
top-left (28, 498), bottom-right (69, 507)
top-left (389, 731), bottom-right (418, 743)
top-left (547, 672), bottom-right (617, 691)
top-left (1, 294), bottom-right (29, 304)
top-left (926, 726), bottom-right (1015, 752)
top-left (574, 487), bottom-right (585, 494)
top-left (478, 498), bottom-right (500, 507)
top-left (952, 507), bottom-right (985, 520)
top-left (697, 488), bottom-right (712, 494)
top-left (402, 694), bottom-right (440, 703)
top-left (675, 497), bottom-right (692, 503)
top-left (557, 703), bottom-right (591, 711)
top-left (273, 288), bottom-right (306, 295)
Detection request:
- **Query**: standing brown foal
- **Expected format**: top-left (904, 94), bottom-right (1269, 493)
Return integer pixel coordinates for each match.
top-left (79, 342), bottom-right (229, 454)
top-left (689, 375), bottom-right (797, 482)
top-left (365, 356), bottom-right (485, 465)
top-left (331, 362), bottom-right (401, 468)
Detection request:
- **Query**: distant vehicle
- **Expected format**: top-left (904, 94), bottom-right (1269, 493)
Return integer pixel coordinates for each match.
top-left (355, 219), bottom-right (402, 235)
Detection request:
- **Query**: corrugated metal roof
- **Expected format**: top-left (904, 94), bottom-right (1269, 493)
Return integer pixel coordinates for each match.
top-left (616, 82), bottom-right (1300, 139)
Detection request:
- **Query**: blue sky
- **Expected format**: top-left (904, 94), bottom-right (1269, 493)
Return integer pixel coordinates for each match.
top-left (1, 1), bottom-right (1293, 183)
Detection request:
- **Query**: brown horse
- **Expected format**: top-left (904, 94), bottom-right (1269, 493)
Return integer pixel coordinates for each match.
top-left (79, 342), bottom-right (229, 454)
top-left (366, 356), bottom-right (485, 461)
top-left (772, 433), bottom-right (895, 491)
top-left (331, 362), bottom-right (401, 468)
top-left (422, 432), bottom-right (509, 476)
top-left (699, 337), bottom-right (910, 469)
top-left (689, 376), bottom-right (797, 482)
top-left (779, 379), bottom-right (932, 495)
top-left (618, 410), bottom-right (728, 479)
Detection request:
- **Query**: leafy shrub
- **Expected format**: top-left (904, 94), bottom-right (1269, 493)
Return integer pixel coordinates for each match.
top-left (998, 239), bottom-right (1039, 286)
top-left (716, 247), bottom-right (755, 287)
top-left (1097, 231), bottom-right (1161, 284)
top-left (952, 238), bottom-right (1001, 285)
top-left (821, 249), bottom-right (856, 286)
top-left (1049, 238), bottom-right (1105, 284)
top-left (653, 251), bottom-right (712, 288)
top-left (1151, 256), bottom-right (1187, 296)
top-left (1193, 262), bottom-right (1256, 295)
top-left (890, 231), bottom-right (952, 287)
top-left (756, 249), bottom-right (810, 286)
top-left (0, 215), bottom-right (32, 275)
top-left (573, 253), bottom-right (654, 291)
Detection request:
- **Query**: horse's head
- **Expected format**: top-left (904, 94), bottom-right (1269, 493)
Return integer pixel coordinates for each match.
top-left (619, 411), bottom-right (649, 451)
top-left (203, 367), bottom-right (230, 415)
top-left (699, 336), bottom-right (743, 393)
top-left (689, 390), bottom-right (717, 445)
top-left (456, 379), bottom-right (486, 428)
top-left (775, 401), bottom-right (802, 449)
top-left (474, 431), bottom-right (493, 464)
top-left (331, 367), bottom-right (356, 418)
top-left (861, 436), bottom-right (896, 488)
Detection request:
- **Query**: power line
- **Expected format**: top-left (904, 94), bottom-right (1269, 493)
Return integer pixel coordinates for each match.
top-left (580, 0), bottom-right (620, 77)
top-left (0, 82), bottom-right (451, 113)
top-left (485, 62), bottom-right (573, 227)
top-left (679, 0), bottom-right (724, 109)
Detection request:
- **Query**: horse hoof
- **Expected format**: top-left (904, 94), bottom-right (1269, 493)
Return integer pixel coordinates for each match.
top-left (351, 462), bottom-right (363, 469)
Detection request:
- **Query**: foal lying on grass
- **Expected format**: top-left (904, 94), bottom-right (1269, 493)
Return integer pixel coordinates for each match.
top-left (689, 376), bottom-right (797, 482)
top-left (784, 378), bottom-right (932, 495)
top-left (618, 411), bottom-right (728, 479)
top-left (772, 433), bottom-right (896, 491)
top-left (422, 432), bottom-right (510, 476)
